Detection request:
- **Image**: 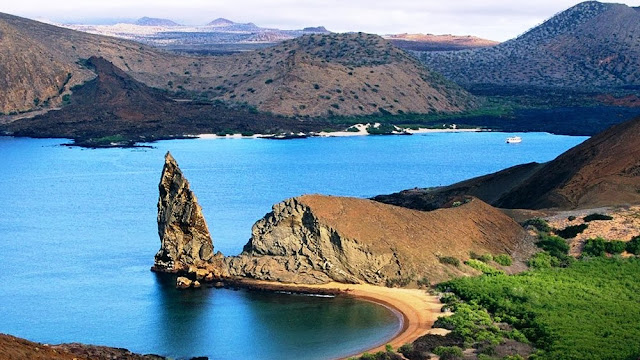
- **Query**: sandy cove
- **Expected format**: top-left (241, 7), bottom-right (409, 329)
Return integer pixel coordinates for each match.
top-left (235, 279), bottom-right (443, 359)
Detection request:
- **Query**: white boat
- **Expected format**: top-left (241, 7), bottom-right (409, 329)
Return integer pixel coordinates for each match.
top-left (506, 136), bottom-right (522, 144)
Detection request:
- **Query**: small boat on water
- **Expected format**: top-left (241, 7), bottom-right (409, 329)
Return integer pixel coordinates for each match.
top-left (506, 136), bottom-right (522, 144)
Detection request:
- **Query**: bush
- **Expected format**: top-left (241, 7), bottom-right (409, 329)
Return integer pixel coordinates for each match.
top-left (439, 256), bottom-right (461, 267)
top-left (433, 346), bottom-right (463, 360)
top-left (583, 213), bottom-right (613, 222)
top-left (465, 259), bottom-right (505, 275)
top-left (536, 234), bottom-right (570, 257)
top-left (522, 218), bottom-right (551, 232)
top-left (556, 224), bottom-right (588, 239)
top-left (605, 240), bottom-right (626, 254)
top-left (626, 236), bottom-right (640, 255)
top-left (567, 215), bottom-right (577, 221)
top-left (264, 79), bottom-right (274, 84)
top-left (478, 254), bottom-right (493, 263)
top-left (528, 252), bottom-right (553, 269)
top-left (417, 276), bottom-right (430, 288)
top-left (494, 254), bottom-right (513, 266)
top-left (583, 238), bottom-right (606, 257)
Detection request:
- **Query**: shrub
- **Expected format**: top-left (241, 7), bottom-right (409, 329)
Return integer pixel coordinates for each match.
top-left (439, 256), bottom-right (461, 267)
top-left (465, 259), bottom-right (505, 275)
top-left (397, 343), bottom-right (413, 355)
top-left (536, 234), bottom-right (570, 258)
top-left (494, 254), bottom-right (513, 266)
top-left (433, 346), bottom-right (463, 360)
top-left (478, 254), bottom-right (493, 263)
top-left (522, 218), bottom-right (551, 232)
top-left (583, 238), bottom-right (606, 257)
top-left (625, 236), bottom-right (640, 255)
top-left (583, 213), bottom-right (613, 222)
top-left (528, 252), bottom-right (553, 269)
top-left (568, 215), bottom-right (577, 221)
top-left (346, 126), bottom-right (360, 132)
top-left (605, 240), bottom-right (626, 254)
top-left (264, 79), bottom-right (273, 84)
top-left (556, 224), bottom-right (588, 239)
top-left (417, 276), bottom-right (430, 288)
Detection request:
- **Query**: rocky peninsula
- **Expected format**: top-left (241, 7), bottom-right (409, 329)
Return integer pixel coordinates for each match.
top-left (152, 152), bottom-right (531, 288)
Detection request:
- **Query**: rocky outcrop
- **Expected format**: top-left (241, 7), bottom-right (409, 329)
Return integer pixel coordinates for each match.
top-left (152, 152), bottom-right (215, 273)
top-left (150, 154), bottom-right (530, 287)
top-left (225, 195), bottom-right (529, 285)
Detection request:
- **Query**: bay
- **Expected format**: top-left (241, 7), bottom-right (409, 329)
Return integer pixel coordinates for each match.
top-left (0, 132), bottom-right (587, 359)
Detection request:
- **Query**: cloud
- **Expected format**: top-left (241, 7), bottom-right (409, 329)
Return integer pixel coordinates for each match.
top-left (3, 0), bottom-right (640, 41)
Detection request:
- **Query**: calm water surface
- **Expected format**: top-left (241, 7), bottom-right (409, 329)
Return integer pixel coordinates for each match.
top-left (0, 133), bottom-right (587, 359)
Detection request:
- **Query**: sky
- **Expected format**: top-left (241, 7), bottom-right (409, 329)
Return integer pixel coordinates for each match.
top-left (2, 0), bottom-right (640, 41)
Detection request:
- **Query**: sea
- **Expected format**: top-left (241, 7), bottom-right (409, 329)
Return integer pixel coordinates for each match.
top-left (0, 132), bottom-right (588, 359)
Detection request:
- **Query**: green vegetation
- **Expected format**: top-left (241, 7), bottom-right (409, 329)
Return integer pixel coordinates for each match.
top-left (433, 346), bottom-right (463, 360)
top-left (366, 123), bottom-right (396, 135)
top-left (605, 240), bottom-right (626, 255)
top-left (627, 236), bottom-right (640, 254)
top-left (440, 258), bottom-right (640, 360)
top-left (522, 218), bottom-right (551, 232)
top-left (264, 79), bottom-right (273, 84)
top-left (527, 252), bottom-right (554, 269)
top-left (555, 223), bottom-right (588, 239)
top-left (582, 237), bottom-right (606, 257)
top-left (465, 259), bottom-right (504, 275)
top-left (535, 234), bottom-right (569, 258)
top-left (439, 256), bottom-right (461, 267)
top-left (494, 254), bottom-right (513, 266)
top-left (583, 213), bottom-right (613, 222)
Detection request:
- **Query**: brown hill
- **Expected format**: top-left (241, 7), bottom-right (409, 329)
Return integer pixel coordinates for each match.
top-left (0, 12), bottom-right (476, 120)
top-left (186, 32), bottom-right (478, 117)
top-left (419, 1), bottom-right (640, 89)
top-left (385, 33), bottom-right (499, 52)
top-left (0, 333), bottom-right (164, 360)
top-left (376, 116), bottom-right (640, 210)
top-left (224, 195), bottom-right (530, 285)
top-left (3, 56), bottom-right (332, 142)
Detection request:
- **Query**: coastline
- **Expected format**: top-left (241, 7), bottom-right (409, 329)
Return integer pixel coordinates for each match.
top-left (235, 279), bottom-right (442, 359)
top-left (196, 126), bottom-right (482, 140)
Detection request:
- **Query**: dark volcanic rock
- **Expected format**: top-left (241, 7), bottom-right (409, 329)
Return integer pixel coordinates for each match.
top-left (153, 152), bottom-right (214, 273)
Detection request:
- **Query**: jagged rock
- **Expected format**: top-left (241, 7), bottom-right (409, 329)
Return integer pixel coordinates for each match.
top-left (152, 152), bottom-right (214, 273)
top-left (176, 277), bottom-right (192, 289)
top-left (193, 281), bottom-right (201, 288)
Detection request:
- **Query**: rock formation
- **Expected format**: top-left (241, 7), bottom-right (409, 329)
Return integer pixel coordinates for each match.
top-left (153, 152), bottom-right (215, 273)
top-left (151, 154), bottom-right (530, 287)
top-left (225, 195), bottom-right (529, 285)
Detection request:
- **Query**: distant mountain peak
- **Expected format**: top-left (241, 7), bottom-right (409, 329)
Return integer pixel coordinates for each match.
top-left (134, 17), bottom-right (180, 26)
top-left (207, 18), bottom-right (235, 26)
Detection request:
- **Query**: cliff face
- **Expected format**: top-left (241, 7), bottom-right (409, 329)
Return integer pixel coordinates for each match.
top-left (226, 195), bottom-right (529, 285)
top-left (153, 152), bottom-right (214, 273)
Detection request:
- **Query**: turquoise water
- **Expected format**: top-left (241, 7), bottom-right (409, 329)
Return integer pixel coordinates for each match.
top-left (0, 133), bottom-right (587, 359)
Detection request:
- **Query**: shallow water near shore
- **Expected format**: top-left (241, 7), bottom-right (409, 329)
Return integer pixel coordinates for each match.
top-left (0, 133), bottom-right (587, 359)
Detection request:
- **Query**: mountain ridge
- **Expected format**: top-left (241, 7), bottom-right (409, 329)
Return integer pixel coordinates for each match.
top-left (419, 1), bottom-right (640, 89)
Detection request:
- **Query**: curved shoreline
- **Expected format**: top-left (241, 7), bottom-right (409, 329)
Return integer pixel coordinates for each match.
top-left (235, 279), bottom-right (442, 359)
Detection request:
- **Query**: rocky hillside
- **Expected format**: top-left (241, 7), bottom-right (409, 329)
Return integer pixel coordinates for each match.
top-left (376, 115), bottom-right (640, 210)
top-left (208, 32), bottom-right (477, 116)
top-left (419, 1), bottom-right (640, 89)
top-left (385, 33), bottom-right (499, 52)
top-left (0, 12), bottom-right (476, 119)
top-left (226, 195), bottom-right (528, 285)
top-left (2, 57), bottom-right (332, 143)
top-left (0, 334), bottom-right (165, 360)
